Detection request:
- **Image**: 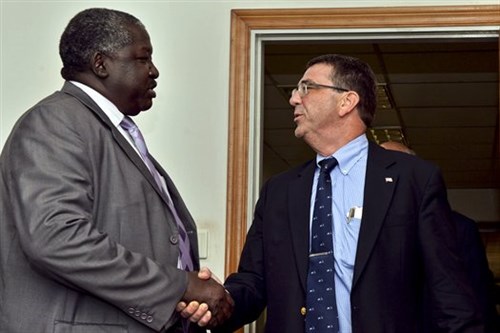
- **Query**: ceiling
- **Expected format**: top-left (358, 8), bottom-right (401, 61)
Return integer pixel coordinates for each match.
top-left (262, 37), bottom-right (499, 189)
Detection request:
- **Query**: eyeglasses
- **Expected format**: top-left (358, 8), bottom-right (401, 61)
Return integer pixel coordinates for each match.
top-left (291, 81), bottom-right (349, 97)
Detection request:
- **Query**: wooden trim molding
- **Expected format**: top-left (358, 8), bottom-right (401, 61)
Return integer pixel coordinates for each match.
top-left (224, 9), bottom-right (251, 278)
top-left (225, 5), bottom-right (500, 276)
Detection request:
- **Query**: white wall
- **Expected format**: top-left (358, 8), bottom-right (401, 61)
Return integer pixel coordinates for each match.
top-left (1, 0), bottom-right (498, 279)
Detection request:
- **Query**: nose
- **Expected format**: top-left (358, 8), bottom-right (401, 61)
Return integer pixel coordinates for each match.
top-left (289, 89), bottom-right (301, 107)
top-left (149, 62), bottom-right (160, 78)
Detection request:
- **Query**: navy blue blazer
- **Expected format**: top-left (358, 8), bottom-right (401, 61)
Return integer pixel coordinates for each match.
top-left (218, 142), bottom-right (483, 333)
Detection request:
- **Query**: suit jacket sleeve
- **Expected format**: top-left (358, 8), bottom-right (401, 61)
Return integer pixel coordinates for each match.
top-left (215, 182), bottom-right (270, 332)
top-left (453, 211), bottom-right (499, 332)
top-left (418, 168), bottom-right (484, 332)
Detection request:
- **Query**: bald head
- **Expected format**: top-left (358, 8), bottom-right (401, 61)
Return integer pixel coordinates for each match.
top-left (380, 141), bottom-right (416, 155)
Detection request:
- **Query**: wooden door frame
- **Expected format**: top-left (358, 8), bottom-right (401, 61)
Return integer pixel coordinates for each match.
top-left (225, 5), bottom-right (500, 276)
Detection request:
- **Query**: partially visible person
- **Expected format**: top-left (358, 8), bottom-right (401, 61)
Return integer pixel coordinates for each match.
top-left (179, 54), bottom-right (483, 332)
top-left (381, 140), bottom-right (500, 333)
top-left (379, 140), bottom-right (416, 155)
top-left (452, 210), bottom-right (500, 333)
top-left (0, 8), bottom-right (231, 333)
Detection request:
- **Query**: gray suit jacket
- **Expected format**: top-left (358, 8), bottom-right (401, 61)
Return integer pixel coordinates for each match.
top-left (0, 82), bottom-right (204, 333)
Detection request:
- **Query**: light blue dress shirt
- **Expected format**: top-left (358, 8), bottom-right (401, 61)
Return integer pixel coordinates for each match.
top-left (310, 134), bottom-right (368, 333)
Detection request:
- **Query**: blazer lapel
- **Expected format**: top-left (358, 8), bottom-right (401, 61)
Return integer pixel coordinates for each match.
top-left (288, 160), bottom-right (316, 292)
top-left (352, 143), bottom-right (398, 288)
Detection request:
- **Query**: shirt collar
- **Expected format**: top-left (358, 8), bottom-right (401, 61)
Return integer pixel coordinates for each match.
top-left (316, 134), bottom-right (368, 175)
top-left (69, 81), bottom-right (125, 127)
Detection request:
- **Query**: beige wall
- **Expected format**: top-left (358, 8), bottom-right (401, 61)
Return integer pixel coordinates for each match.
top-left (1, 0), bottom-right (498, 278)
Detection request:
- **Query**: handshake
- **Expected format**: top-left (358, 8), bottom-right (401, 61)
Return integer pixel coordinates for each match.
top-left (177, 268), bottom-right (234, 328)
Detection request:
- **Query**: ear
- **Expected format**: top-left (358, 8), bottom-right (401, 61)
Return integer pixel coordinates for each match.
top-left (91, 52), bottom-right (109, 78)
top-left (338, 91), bottom-right (360, 117)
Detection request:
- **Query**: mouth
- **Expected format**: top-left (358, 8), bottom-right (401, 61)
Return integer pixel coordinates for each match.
top-left (293, 112), bottom-right (303, 122)
top-left (147, 82), bottom-right (157, 98)
top-left (148, 89), bottom-right (157, 98)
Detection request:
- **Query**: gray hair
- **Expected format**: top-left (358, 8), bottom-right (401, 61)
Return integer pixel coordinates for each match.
top-left (59, 8), bottom-right (145, 80)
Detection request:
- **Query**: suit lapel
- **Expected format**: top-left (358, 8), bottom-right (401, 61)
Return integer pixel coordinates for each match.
top-left (352, 143), bottom-right (398, 288)
top-left (111, 129), bottom-right (170, 204)
top-left (288, 160), bottom-right (316, 292)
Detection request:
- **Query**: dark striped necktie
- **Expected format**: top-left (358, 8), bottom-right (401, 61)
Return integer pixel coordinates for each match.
top-left (305, 157), bottom-right (339, 332)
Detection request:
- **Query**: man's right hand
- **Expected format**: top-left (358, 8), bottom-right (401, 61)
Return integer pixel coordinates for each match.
top-left (181, 269), bottom-right (233, 327)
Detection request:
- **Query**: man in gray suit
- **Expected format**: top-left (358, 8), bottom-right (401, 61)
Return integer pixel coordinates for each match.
top-left (0, 8), bottom-right (232, 333)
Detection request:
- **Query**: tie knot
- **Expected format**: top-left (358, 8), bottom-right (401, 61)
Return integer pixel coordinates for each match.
top-left (319, 157), bottom-right (338, 173)
top-left (120, 116), bottom-right (137, 132)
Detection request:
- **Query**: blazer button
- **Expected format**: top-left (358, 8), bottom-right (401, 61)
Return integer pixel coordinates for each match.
top-left (300, 307), bottom-right (307, 316)
top-left (170, 235), bottom-right (178, 245)
top-left (141, 313), bottom-right (148, 320)
top-left (135, 310), bottom-right (141, 317)
top-left (146, 316), bottom-right (153, 323)
top-left (128, 307), bottom-right (135, 314)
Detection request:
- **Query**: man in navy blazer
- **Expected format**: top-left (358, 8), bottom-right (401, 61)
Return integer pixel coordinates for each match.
top-left (181, 54), bottom-right (483, 332)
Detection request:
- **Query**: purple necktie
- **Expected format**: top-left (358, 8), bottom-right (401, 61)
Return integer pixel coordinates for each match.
top-left (120, 116), bottom-right (194, 271)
